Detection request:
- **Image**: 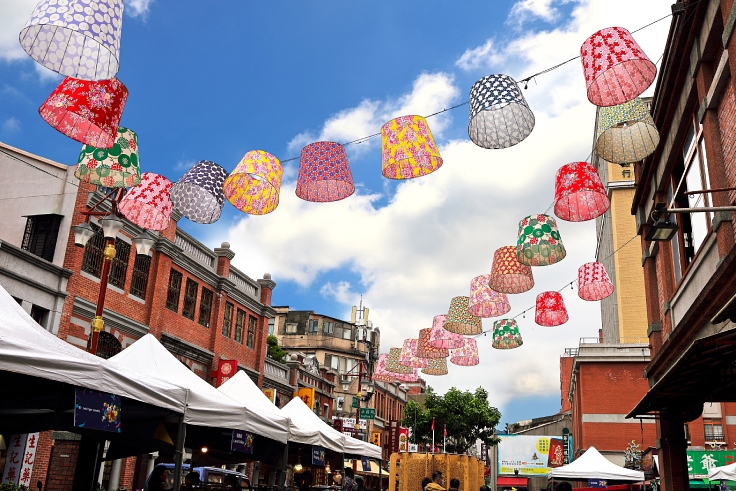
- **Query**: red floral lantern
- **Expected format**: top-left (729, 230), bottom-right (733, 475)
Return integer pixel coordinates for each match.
top-left (488, 246), bottom-right (534, 294)
top-left (577, 262), bottom-right (615, 301)
top-left (535, 291), bottom-right (569, 327)
top-left (118, 173), bottom-right (173, 231)
top-left (296, 142), bottom-right (355, 202)
top-left (553, 162), bottom-right (610, 222)
top-left (417, 328), bottom-right (449, 359)
top-left (39, 77), bottom-right (127, 149)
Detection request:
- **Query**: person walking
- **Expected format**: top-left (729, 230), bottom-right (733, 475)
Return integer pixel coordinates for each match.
top-left (145, 465), bottom-right (170, 491)
top-left (421, 477), bottom-right (432, 491)
top-left (424, 471), bottom-right (445, 491)
top-left (448, 478), bottom-right (459, 491)
top-left (342, 467), bottom-right (358, 491)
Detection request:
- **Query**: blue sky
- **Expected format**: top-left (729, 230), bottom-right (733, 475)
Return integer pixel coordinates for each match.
top-left (0, 0), bottom-right (672, 427)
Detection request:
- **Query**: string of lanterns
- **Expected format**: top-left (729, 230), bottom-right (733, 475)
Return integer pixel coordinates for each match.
top-left (16, 1), bottom-right (667, 381)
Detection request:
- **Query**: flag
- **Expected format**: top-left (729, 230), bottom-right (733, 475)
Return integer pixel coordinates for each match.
top-left (443, 425), bottom-right (447, 437)
top-left (431, 418), bottom-right (435, 431)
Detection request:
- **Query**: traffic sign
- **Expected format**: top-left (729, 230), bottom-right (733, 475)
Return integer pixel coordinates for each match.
top-left (359, 408), bottom-right (376, 419)
top-left (352, 396), bottom-right (359, 408)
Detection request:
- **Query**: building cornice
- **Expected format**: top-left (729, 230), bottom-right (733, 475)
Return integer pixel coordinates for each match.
top-left (72, 296), bottom-right (150, 338)
top-left (0, 240), bottom-right (73, 279)
top-left (160, 332), bottom-right (214, 366)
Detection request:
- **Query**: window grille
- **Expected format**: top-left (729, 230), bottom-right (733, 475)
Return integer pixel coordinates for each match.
top-left (166, 269), bottom-right (183, 311)
top-left (129, 254), bottom-right (151, 299)
top-left (198, 288), bottom-right (213, 327)
top-left (223, 303), bottom-right (234, 338)
top-left (81, 225), bottom-right (105, 277)
top-left (235, 309), bottom-right (245, 343)
top-left (109, 239), bottom-right (130, 289)
top-left (21, 214), bottom-right (62, 262)
top-left (182, 279), bottom-right (198, 320)
top-left (247, 316), bottom-right (256, 348)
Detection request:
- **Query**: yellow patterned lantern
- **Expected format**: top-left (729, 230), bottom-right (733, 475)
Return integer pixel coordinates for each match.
top-left (223, 150), bottom-right (283, 215)
top-left (381, 115), bottom-right (442, 180)
top-left (444, 296), bottom-right (482, 335)
top-left (422, 358), bottom-right (448, 376)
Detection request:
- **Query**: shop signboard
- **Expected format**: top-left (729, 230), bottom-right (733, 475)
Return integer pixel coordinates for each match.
top-left (338, 417), bottom-right (367, 430)
top-left (398, 427), bottom-right (409, 452)
top-left (2, 434), bottom-right (26, 485)
top-left (74, 388), bottom-right (121, 432)
top-left (312, 446), bottom-right (326, 466)
top-left (562, 428), bottom-right (571, 464)
top-left (352, 396), bottom-right (359, 409)
top-left (687, 450), bottom-right (736, 478)
top-left (215, 359), bottom-right (237, 387)
top-left (360, 408), bottom-right (376, 420)
top-left (498, 435), bottom-right (563, 476)
top-left (294, 387), bottom-right (316, 408)
top-left (262, 388), bottom-right (276, 404)
top-left (361, 458), bottom-right (371, 472)
top-left (389, 420), bottom-right (400, 454)
top-left (231, 430), bottom-right (254, 454)
top-left (17, 433), bottom-right (39, 489)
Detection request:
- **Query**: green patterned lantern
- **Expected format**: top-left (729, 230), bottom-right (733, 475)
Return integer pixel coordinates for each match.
top-left (596, 98), bottom-right (659, 164)
top-left (491, 319), bottom-right (523, 350)
top-left (75, 127), bottom-right (141, 188)
top-left (516, 214), bottom-right (566, 266)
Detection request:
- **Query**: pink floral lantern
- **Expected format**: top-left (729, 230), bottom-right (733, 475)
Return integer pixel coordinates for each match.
top-left (469, 274), bottom-right (511, 318)
top-left (296, 142), bottom-right (355, 202)
top-left (399, 339), bottom-right (429, 368)
top-left (429, 315), bottom-right (464, 350)
top-left (372, 354), bottom-right (397, 383)
top-left (554, 162), bottom-right (610, 222)
top-left (394, 370), bottom-right (419, 383)
top-left (578, 262), bottom-right (615, 301)
top-left (450, 338), bottom-right (479, 367)
top-left (118, 173), bottom-right (173, 231)
top-left (417, 328), bottom-right (449, 359)
top-left (488, 246), bottom-right (534, 294)
top-left (386, 348), bottom-right (415, 374)
top-left (535, 291), bottom-right (569, 327)
top-left (580, 27), bottom-right (657, 107)
top-left (40, 77), bottom-right (128, 149)
top-left (422, 358), bottom-right (448, 376)
top-left (444, 296), bottom-right (483, 335)
top-left (381, 115), bottom-right (442, 179)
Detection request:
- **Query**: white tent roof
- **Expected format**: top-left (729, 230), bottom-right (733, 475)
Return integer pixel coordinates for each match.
top-left (548, 446), bottom-right (644, 481)
top-left (281, 397), bottom-right (382, 459)
top-left (109, 334), bottom-right (290, 443)
top-left (709, 462), bottom-right (736, 481)
top-left (0, 284), bottom-right (187, 413)
top-left (281, 395), bottom-right (346, 452)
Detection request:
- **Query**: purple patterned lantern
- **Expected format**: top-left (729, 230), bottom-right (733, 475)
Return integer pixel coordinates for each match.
top-left (19, 0), bottom-right (124, 80)
top-left (170, 161), bottom-right (227, 224)
top-left (296, 142), bottom-right (355, 202)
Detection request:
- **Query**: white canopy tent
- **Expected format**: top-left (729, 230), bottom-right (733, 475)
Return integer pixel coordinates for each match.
top-left (109, 334), bottom-right (290, 443)
top-left (548, 446), bottom-right (645, 481)
top-left (281, 397), bottom-right (382, 459)
top-left (0, 284), bottom-right (186, 412)
top-left (709, 462), bottom-right (736, 481)
top-left (280, 396), bottom-right (346, 452)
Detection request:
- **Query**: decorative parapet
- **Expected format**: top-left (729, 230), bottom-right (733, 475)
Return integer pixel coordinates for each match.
top-left (174, 231), bottom-right (216, 270)
top-left (229, 266), bottom-right (260, 299)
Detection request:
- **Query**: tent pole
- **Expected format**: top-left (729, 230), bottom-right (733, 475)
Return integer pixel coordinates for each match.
top-left (173, 391), bottom-right (188, 491)
top-left (379, 459), bottom-right (383, 491)
top-left (280, 441), bottom-right (289, 491)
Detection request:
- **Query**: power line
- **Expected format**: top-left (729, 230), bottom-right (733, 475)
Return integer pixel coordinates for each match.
top-left (0, 147), bottom-right (80, 187)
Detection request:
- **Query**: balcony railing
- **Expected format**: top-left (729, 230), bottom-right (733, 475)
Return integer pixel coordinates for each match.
top-left (228, 266), bottom-right (259, 299)
top-left (705, 433), bottom-right (726, 443)
top-left (579, 337), bottom-right (649, 345)
top-left (174, 232), bottom-right (215, 270)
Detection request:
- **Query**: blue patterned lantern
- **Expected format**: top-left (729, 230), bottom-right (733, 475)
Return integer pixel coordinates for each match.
top-left (170, 160), bottom-right (227, 224)
top-left (468, 74), bottom-right (535, 149)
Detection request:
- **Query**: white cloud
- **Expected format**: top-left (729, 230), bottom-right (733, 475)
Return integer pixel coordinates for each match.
top-left (125, 0), bottom-right (154, 18)
top-left (0, 0), bottom-right (39, 61)
top-left (456, 40), bottom-right (504, 72)
top-left (224, 0), bottom-right (673, 411)
top-left (2, 117), bottom-right (20, 133)
top-left (508, 0), bottom-right (564, 27)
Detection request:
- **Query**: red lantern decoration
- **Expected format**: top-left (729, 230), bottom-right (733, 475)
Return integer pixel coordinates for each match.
top-left (553, 162), bottom-right (610, 222)
top-left (535, 291), bottom-right (569, 327)
top-left (488, 246), bottom-right (534, 294)
top-left (577, 262), bottom-right (615, 301)
top-left (39, 77), bottom-right (128, 149)
top-left (118, 173), bottom-right (173, 231)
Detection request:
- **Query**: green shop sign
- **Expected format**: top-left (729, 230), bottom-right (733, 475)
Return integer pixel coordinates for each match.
top-left (687, 450), bottom-right (736, 478)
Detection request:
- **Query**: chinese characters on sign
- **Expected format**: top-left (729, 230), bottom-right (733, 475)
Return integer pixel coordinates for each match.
top-left (498, 435), bottom-right (563, 476)
top-left (398, 427), bottom-right (409, 452)
top-left (262, 388), bottom-right (276, 404)
top-left (687, 450), bottom-right (736, 478)
top-left (389, 420), bottom-right (399, 454)
top-left (2, 433), bottom-right (38, 486)
top-left (215, 360), bottom-right (237, 387)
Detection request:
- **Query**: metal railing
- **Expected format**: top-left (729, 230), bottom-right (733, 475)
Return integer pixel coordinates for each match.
top-left (579, 337), bottom-right (650, 345)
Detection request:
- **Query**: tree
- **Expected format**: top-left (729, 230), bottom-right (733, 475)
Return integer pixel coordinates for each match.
top-left (400, 386), bottom-right (501, 453)
top-left (266, 335), bottom-right (286, 363)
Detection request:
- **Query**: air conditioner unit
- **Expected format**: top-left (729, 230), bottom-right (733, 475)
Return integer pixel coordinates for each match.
top-left (337, 397), bottom-right (344, 411)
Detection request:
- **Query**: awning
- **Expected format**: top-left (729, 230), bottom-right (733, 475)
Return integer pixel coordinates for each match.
top-left (627, 327), bottom-right (736, 420)
top-left (497, 477), bottom-right (528, 486)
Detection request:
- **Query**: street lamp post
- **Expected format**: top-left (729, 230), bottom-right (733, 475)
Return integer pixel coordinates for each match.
top-left (71, 189), bottom-right (152, 355)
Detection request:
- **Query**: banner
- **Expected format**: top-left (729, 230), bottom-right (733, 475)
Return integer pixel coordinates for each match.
top-left (371, 432), bottom-right (381, 447)
top-left (361, 457), bottom-right (371, 472)
top-left (74, 388), bottom-right (121, 432)
top-left (215, 359), bottom-right (237, 387)
top-left (262, 388), bottom-right (276, 404)
top-left (389, 420), bottom-right (400, 454)
top-left (498, 435), bottom-right (562, 476)
top-left (398, 427), bottom-right (409, 452)
top-left (687, 450), bottom-right (736, 478)
top-left (18, 433), bottom-right (39, 488)
top-left (295, 387), bottom-right (316, 409)
top-left (231, 430), bottom-right (254, 454)
top-left (312, 446), bottom-right (326, 466)
top-left (2, 434), bottom-right (26, 485)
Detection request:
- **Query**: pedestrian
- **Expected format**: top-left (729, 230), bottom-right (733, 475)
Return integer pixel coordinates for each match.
top-left (342, 467), bottom-right (358, 491)
top-left (555, 483), bottom-right (572, 491)
top-left (355, 476), bottom-right (368, 491)
top-left (145, 465), bottom-right (170, 491)
top-left (424, 471), bottom-right (445, 491)
top-left (421, 477), bottom-right (432, 491)
top-left (448, 478), bottom-right (459, 491)
top-left (180, 471), bottom-right (200, 491)
top-left (298, 471), bottom-right (313, 491)
top-left (479, 486), bottom-right (490, 491)
top-left (224, 474), bottom-right (241, 491)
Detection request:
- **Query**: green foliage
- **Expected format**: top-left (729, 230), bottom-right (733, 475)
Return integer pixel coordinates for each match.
top-left (0, 484), bottom-right (29, 491)
top-left (400, 386), bottom-right (501, 453)
top-left (267, 335), bottom-right (287, 363)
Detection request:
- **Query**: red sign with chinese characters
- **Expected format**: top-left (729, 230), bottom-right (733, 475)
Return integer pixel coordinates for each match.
top-left (389, 420), bottom-right (400, 454)
top-left (214, 360), bottom-right (237, 387)
top-left (2, 433), bottom-right (37, 486)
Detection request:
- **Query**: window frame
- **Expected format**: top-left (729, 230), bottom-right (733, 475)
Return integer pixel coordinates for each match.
top-left (109, 239), bottom-right (130, 289)
top-left (234, 309), bottom-right (245, 344)
top-left (246, 315), bottom-right (257, 348)
top-left (704, 419), bottom-right (724, 443)
top-left (198, 288), bottom-right (213, 327)
top-left (223, 302), bottom-right (234, 338)
top-left (323, 321), bottom-right (334, 335)
top-left (267, 317), bottom-right (275, 336)
top-left (129, 254), bottom-right (152, 299)
top-left (182, 279), bottom-right (199, 320)
top-left (166, 269), bottom-right (183, 312)
top-left (308, 319), bottom-right (319, 333)
top-left (21, 214), bottom-right (62, 262)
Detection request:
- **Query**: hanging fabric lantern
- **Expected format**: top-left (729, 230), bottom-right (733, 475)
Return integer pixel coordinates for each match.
top-left (399, 339), bottom-right (429, 368)
top-left (469, 274), bottom-right (511, 318)
top-left (386, 348), bottom-right (414, 374)
top-left (296, 142), bottom-right (355, 202)
top-left (468, 74), bottom-right (535, 149)
top-left (372, 354), bottom-right (397, 383)
top-left (535, 291), bottom-right (569, 327)
top-left (488, 246), bottom-right (535, 294)
top-left (422, 358), bottom-right (448, 376)
top-left (553, 162), bottom-right (610, 222)
top-left (578, 262), bottom-right (615, 301)
top-left (516, 214), bottom-right (567, 266)
top-left (450, 338), bottom-right (479, 367)
top-left (596, 98), bottom-right (660, 164)
top-left (417, 328), bottom-right (449, 359)
top-left (223, 150), bottom-right (283, 215)
top-left (580, 27), bottom-right (657, 107)
top-left (75, 127), bottom-right (140, 188)
top-left (39, 77), bottom-right (127, 149)
top-left (381, 115), bottom-right (442, 180)
top-left (429, 315), bottom-right (465, 350)
top-left (394, 370), bottom-right (419, 383)
top-left (118, 173), bottom-right (173, 231)
top-left (444, 296), bottom-right (482, 335)
top-left (19, 0), bottom-right (123, 80)
top-left (170, 160), bottom-right (228, 224)
top-left (491, 319), bottom-right (523, 350)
